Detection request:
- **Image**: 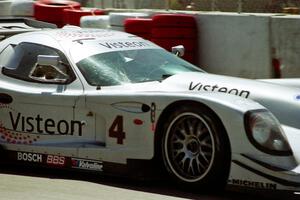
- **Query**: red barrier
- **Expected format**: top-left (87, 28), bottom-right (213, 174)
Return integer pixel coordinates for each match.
top-left (151, 14), bottom-right (198, 64)
top-left (152, 27), bottom-right (197, 39)
top-left (63, 8), bottom-right (105, 26)
top-left (124, 18), bottom-right (152, 40)
top-left (152, 14), bottom-right (197, 28)
top-left (34, 0), bottom-right (81, 27)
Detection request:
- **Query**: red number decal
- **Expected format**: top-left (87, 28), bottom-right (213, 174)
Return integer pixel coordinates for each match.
top-left (109, 115), bottom-right (125, 144)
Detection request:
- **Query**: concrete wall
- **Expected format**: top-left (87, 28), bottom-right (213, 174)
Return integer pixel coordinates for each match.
top-left (93, 0), bottom-right (165, 9)
top-left (271, 15), bottom-right (300, 78)
top-left (87, 8), bottom-right (300, 79)
top-left (194, 13), bottom-right (273, 79)
top-left (177, 12), bottom-right (300, 79)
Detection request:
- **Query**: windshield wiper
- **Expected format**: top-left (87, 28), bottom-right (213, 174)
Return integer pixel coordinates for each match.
top-left (161, 74), bottom-right (173, 79)
top-left (136, 74), bottom-right (173, 83)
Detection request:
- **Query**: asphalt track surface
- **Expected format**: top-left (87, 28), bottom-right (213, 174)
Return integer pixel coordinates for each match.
top-left (0, 164), bottom-right (296, 200)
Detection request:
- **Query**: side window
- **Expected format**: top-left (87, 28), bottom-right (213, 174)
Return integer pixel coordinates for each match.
top-left (0, 44), bottom-right (17, 68)
top-left (2, 42), bottom-right (75, 84)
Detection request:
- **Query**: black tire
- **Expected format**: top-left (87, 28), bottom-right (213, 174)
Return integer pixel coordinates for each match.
top-left (160, 104), bottom-right (231, 191)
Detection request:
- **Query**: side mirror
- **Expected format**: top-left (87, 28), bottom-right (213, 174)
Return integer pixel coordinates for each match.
top-left (172, 45), bottom-right (185, 57)
top-left (29, 55), bottom-right (69, 83)
top-left (37, 55), bottom-right (59, 66)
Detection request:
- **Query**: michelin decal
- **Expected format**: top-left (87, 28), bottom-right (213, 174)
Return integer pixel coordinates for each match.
top-left (228, 179), bottom-right (277, 190)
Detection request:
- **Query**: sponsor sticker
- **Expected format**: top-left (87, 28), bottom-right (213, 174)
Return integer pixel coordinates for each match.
top-left (8, 112), bottom-right (83, 136)
top-left (17, 152), bottom-right (43, 163)
top-left (228, 179), bottom-right (277, 190)
top-left (71, 158), bottom-right (103, 171)
top-left (188, 82), bottom-right (250, 98)
top-left (99, 41), bottom-right (151, 49)
top-left (296, 95), bottom-right (300, 101)
top-left (46, 155), bottom-right (66, 166)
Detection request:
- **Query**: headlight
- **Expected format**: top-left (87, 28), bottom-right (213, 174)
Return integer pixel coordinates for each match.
top-left (244, 110), bottom-right (292, 156)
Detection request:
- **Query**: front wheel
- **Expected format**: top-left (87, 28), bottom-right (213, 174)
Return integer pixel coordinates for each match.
top-left (161, 104), bottom-right (230, 190)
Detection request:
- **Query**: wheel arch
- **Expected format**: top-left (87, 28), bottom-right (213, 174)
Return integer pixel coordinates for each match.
top-left (154, 100), bottom-right (232, 160)
top-left (153, 100), bottom-right (233, 189)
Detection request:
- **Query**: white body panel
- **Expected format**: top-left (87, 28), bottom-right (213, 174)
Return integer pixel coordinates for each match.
top-left (0, 28), bottom-right (299, 193)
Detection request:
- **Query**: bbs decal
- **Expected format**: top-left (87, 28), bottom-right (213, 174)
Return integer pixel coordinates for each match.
top-left (46, 155), bottom-right (66, 166)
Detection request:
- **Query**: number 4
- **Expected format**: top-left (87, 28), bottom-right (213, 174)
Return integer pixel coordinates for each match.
top-left (109, 115), bottom-right (125, 144)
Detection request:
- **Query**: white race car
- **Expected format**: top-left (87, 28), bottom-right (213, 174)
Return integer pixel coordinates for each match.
top-left (0, 24), bottom-right (300, 194)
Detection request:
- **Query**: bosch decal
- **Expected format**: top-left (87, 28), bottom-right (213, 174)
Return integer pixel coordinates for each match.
top-left (8, 112), bottom-right (83, 136)
top-left (228, 179), bottom-right (277, 190)
top-left (72, 158), bottom-right (103, 171)
top-left (189, 82), bottom-right (250, 98)
top-left (17, 152), bottom-right (42, 163)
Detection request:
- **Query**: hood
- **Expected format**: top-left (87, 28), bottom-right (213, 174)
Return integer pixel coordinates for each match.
top-left (159, 72), bottom-right (300, 129)
top-left (259, 78), bottom-right (300, 89)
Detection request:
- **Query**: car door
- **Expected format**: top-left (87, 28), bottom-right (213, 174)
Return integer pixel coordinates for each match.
top-left (0, 42), bottom-right (95, 158)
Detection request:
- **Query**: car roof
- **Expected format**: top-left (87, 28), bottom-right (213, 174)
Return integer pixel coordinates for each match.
top-left (2, 26), bottom-right (137, 47)
top-left (0, 26), bottom-right (143, 55)
top-left (0, 17), bottom-right (57, 41)
top-left (45, 26), bottom-right (134, 42)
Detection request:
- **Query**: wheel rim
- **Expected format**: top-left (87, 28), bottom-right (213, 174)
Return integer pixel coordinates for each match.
top-left (164, 112), bottom-right (215, 182)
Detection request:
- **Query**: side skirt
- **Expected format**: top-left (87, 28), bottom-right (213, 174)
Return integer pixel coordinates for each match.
top-left (2, 149), bottom-right (161, 180)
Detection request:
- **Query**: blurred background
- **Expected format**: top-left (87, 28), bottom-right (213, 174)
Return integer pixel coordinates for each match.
top-left (86, 0), bottom-right (300, 13)
top-left (2, 0), bottom-right (300, 78)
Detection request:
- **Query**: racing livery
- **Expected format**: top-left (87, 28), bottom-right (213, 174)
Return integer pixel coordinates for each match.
top-left (0, 26), bottom-right (299, 194)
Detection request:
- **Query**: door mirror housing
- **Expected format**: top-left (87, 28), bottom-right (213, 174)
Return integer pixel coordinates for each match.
top-left (172, 45), bottom-right (185, 57)
top-left (37, 55), bottom-right (59, 66)
top-left (29, 55), bottom-right (69, 83)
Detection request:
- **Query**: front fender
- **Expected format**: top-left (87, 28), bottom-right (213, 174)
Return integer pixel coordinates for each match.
top-left (150, 91), bottom-right (267, 155)
top-left (259, 78), bottom-right (300, 89)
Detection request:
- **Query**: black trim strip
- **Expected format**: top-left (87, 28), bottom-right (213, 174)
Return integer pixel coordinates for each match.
top-left (232, 160), bottom-right (300, 187)
top-left (241, 154), bottom-right (295, 172)
top-left (0, 93), bottom-right (12, 104)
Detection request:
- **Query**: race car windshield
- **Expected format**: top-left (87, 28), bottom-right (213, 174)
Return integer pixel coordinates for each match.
top-left (75, 49), bottom-right (203, 86)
